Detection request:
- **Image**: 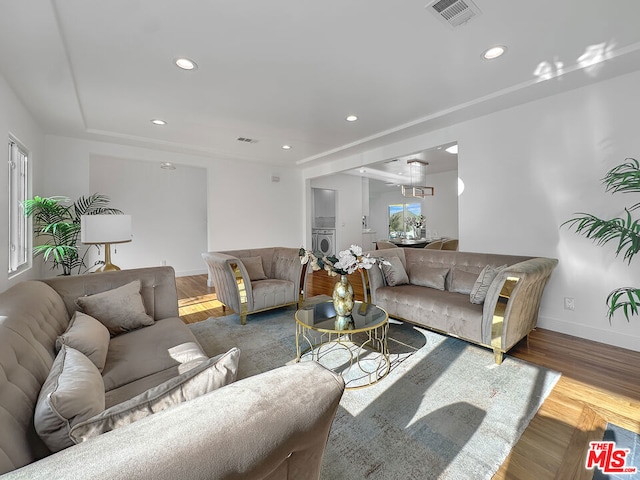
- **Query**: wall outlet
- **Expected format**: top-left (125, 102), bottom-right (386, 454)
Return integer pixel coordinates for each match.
top-left (564, 297), bottom-right (575, 311)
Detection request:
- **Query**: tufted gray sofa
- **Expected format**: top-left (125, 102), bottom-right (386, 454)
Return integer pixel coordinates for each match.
top-left (202, 247), bottom-right (305, 325)
top-left (0, 266), bottom-right (344, 479)
top-left (366, 249), bottom-right (558, 363)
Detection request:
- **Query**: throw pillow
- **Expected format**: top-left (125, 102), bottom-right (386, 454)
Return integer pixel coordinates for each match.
top-left (409, 266), bottom-right (450, 291)
top-left (56, 311), bottom-right (110, 372)
top-left (69, 347), bottom-right (241, 443)
top-left (381, 256), bottom-right (409, 286)
top-left (168, 341), bottom-right (210, 374)
top-left (34, 346), bottom-right (105, 452)
top-left (470, 264), bottom-right (507, 304)
top-left (449, 268), bottom-right (480, 295)
top-left (240, 256), bottom-right (268, 281)
top-left (76, 280), bottom-right (154, 336)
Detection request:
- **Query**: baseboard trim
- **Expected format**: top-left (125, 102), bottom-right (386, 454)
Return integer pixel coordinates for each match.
top-left (537, 314), bottom-right (640, 353)
top-left (175, 268), bottom-right (208, 278)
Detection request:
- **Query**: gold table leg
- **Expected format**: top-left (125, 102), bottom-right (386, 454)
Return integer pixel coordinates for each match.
top-left (295, 321), bottom-right (390, 389)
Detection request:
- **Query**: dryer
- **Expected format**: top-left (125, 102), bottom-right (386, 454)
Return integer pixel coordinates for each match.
top-left (313, 229), bottom-right (335, 257)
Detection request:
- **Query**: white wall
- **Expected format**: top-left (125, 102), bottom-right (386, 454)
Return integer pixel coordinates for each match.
top-left (40, 135), bottom-right (304, 276)
top-left (89, 155), bottom-right (208, 276)
top-left (302, 70), bottom-right (640, 352)
top-left (425, 170), bottom-right (459, 239)
top-left (208, 157), bottom-right (303, 251)
top-left (0, 73), bottom-right (44, 292)
top-left (456, 70), bottom-right (640, 352)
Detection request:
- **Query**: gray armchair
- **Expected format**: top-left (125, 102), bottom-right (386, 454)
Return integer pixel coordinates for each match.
top-left (202, 247), bottom-right (305, 325)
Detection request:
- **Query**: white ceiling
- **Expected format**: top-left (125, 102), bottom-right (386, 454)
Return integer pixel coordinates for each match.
top-left (1, 1), bottom-right (640, 169)
top-left (345, 141), bottom-right (458, 191)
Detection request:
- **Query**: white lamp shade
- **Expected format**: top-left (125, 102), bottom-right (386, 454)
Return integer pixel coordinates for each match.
top-left (81, 215), bottom-right (132, 244)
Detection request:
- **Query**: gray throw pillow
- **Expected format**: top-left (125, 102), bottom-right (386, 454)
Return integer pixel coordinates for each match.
top-left (240, 256), bottom-right (268, 281)
top-left (382, 256), bottom-right (409, 286)
top-left (70, 347), bottom-right (241, 444)
top-left (76, 280), bottom-right (154, 336)
top-left (449, 268), bottom-right (479, 295)
top-left (409, 266), bottom-right (450, 290)
top-left (56, 311), bottom-right (110, 372)
top-left (34, 346), bottom-right (105, 452)
top-left (470, 264), bottom-right (507, 304)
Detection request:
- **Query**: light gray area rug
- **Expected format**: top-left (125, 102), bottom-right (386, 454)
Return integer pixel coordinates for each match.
top-left (189, 305), bottom-right (561, 480)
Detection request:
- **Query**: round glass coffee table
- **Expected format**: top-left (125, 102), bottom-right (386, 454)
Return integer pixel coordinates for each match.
top-left (295, 300), bottom-right (390, 389)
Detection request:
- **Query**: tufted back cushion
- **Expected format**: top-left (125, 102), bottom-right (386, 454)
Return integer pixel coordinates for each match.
top-left (272, 248), bottom-right (303, 284)
top-left (42, 266), bottom-right (179, 321)
top-left (404, 249), bottom-right (530, 290)
top-left (0, 281), bottom-right (71, 474)
top-left (220, 248), bottom-right (276, 278)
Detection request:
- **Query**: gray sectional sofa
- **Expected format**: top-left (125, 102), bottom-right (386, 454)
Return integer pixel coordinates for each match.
top-left (366, 248), bottom-right (558, 363)
top-left (0, 266), bottom-right (344, 479)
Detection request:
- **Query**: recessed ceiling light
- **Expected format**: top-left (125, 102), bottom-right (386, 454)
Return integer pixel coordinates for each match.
top-left (359, 168), bottom-right (366, 173)
top-left (282, 145), bottom-right (292, 150)
top-left (482, 45), bottom-right (507, 60)
top-left (151, 119), bottom-right (167, 126)
top-left (446, 145), bottom-right (458, 154)
top-left (175, 58), bottom-right (198, 70)
top-left (160, 162), bottom-right (176, 170)
top-left (346, 115), bottom-right (358, 122)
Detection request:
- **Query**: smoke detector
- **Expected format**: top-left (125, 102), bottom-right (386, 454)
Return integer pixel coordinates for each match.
top-left (426, 0), bottom-right (482, 28)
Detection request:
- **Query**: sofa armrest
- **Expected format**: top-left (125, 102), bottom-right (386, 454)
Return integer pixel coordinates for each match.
top-left (202, 252), bottom-right (255, 313)
top-left (481, 257), bottom-right (558, 352)
top-left (4, 362), bottom-right (345, 480)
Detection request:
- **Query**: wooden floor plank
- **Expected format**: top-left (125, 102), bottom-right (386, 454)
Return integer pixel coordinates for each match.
top-left (177, 272), bottom-right (640, 479)
top-left (554, 406), bottom-right (607, 480)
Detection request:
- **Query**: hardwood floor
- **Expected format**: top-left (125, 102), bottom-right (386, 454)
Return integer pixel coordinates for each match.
top-left (175, 274), bottom-right (226, 324)
top-left (176, 271), bottom-right (640, 479)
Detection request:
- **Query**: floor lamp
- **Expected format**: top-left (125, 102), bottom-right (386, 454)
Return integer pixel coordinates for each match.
top-left (81, 215), bottom-right (132, 272)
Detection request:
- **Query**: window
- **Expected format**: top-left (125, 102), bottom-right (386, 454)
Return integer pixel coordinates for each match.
top-left (388, 203), bottom-right (421, 238)
top-left (8, 138), bottom-right (29, 275)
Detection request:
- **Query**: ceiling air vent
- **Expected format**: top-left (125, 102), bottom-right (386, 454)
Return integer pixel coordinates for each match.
top-left (237, 137), bottom-right (258, 144)
top-left (426, 0), bottom-right (482, 28)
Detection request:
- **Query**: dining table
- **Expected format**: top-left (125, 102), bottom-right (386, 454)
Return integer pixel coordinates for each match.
top-left (386, 238), bottom-right (443, 248)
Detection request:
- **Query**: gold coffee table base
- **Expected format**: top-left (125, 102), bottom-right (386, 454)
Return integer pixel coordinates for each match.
top-left (295, 301), bottom-right (390, 390)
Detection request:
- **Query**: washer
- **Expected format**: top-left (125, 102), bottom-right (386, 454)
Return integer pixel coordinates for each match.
top-left (314, 229), bottom-right (335, 257)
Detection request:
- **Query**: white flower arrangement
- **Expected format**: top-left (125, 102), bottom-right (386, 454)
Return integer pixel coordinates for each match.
top-left (299, 245), bottom-right (388, 277)
top-left (407, 214), bottom-right (426, 229)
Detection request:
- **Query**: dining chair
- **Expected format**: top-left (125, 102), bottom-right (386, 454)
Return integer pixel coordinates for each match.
top-left (424, 240), bottom-right (444, 250)
top-left (441, 239), bottom-right (459, 251)
top-left (376, 240), bottom-right (398, 250)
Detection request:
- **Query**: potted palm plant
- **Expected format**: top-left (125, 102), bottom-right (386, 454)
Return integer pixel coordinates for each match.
top-left (563, 158), bottom-right (640, 321)
top-left (23, 193), bottom-right (122, 275)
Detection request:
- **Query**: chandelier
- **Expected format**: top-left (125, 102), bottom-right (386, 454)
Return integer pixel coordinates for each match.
top-left (401, 160), bottom-right (435, 198)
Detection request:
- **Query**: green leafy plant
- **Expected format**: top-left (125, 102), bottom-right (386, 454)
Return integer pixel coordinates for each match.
top-left (562, 158), bottom-right (640, 321)
top-left (23, 193), bottom-right (122, 275)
